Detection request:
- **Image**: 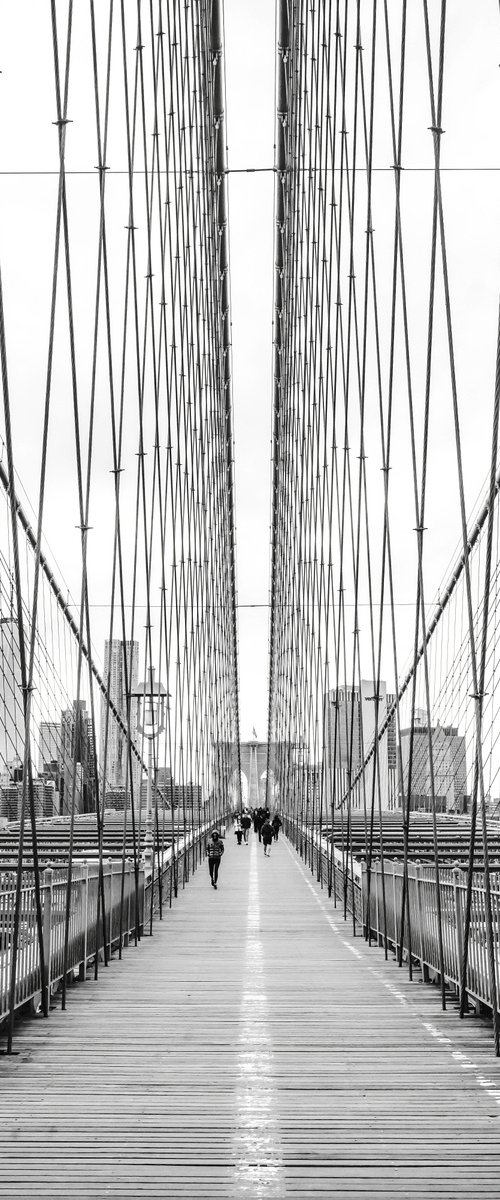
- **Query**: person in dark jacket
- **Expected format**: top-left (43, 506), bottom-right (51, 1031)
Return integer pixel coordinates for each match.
top-left (257, 806), bottom-right (268, 841)
top-left (272, 813), bottom-right (282, 842)
top-left (240, 810), bottom-right (252, 843)
top-left (261, 818), bottom-right (273, 856)
top-left (207, 829), bottom-right (225, 888)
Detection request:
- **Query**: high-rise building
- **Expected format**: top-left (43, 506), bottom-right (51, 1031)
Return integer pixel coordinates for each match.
top-left (39, 721), bottom-right (61, 774)
top-left (100, 640), bottom-right (140, 800)
top-left (0, 613), bottom-right (24, 772)
top-left (399, 718), bottom-right (467, 812)
top-left (0, 777), bottom-right (55, 821)
top-left (60, 699), bottom-right (96, 814)
top-left (325, 680), bottom-right (398, 811)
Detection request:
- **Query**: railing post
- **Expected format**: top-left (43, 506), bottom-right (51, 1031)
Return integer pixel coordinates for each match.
top-left (392, 861), bottom-right (398, 957)
top-left (452, 864), bottom-right (464, 991)
top-left (126, 858), bottom-right (132, 944)
top-left (80, 861), bottom-right (89, 981)
top-left (107, 857), bottom-right (113, 959)
top-left (360, 861), bottom-right (367, 936)
top-left (415, 862), bottom-right (428, 981)
top-left (139, 863), bottom-right (145, 936)
top-left (374, 860), bottom-right (380, 946)
top-left (42, 868), bottom-right (53, 1000)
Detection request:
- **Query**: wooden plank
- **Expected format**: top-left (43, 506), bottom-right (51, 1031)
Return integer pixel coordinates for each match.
top-left (1, 832), bottom-right (500, 1197)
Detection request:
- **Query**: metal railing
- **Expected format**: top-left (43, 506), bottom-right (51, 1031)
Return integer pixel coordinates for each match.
top-left (0, 860), bottom-right (143, 1020)
top-left (283, 815), bottom-right (364, 925)
top-left (284, 816), bottom-right (500, 1017)
top-left (365, 859), bottom-right (500, 1013)
top-left (0, 823), bottom-right (210, 1023)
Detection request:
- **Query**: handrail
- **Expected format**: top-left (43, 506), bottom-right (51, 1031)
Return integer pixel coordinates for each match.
top-left (283, 814), bottom-right (500, 1024)
top-left (365, 858), bottom-right (500, 1015)
top-left (0, 823), bottom-right (209, 1024)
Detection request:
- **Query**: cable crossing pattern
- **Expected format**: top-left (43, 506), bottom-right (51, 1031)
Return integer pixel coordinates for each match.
top-left (269, 0), bottom-right (500, 1052)
top-left (0, 0), bottom-right (240, 1049)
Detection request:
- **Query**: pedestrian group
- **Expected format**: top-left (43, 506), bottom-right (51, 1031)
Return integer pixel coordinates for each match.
top-left (207, 805), bottom-right (283, 889)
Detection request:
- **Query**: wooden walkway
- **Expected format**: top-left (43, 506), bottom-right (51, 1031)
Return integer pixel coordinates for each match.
top-left (2, 832), bottom-right (500, 1198)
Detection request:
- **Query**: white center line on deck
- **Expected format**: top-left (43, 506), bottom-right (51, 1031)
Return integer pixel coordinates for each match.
top-left (233, 835), bottom-right (285, 1196)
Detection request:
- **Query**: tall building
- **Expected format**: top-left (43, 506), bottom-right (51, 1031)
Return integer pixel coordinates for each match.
top-left (100, 639), bottom-right (140, 799)
top-left (0, 777), bottom-right (57, 821)
top-left (325, 680), bottom-right (398, 811)
top-left (38, 721), bottom-right (61, 773)
top-left (61, 699), bottom-right (96, 814)
top-left (399, 718), bottom-right (467, 812)
top-left (0, 613), bottom-right (24, 772)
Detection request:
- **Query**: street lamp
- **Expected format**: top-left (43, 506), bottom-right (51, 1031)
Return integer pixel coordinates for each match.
top-left (131, 667), bottom-right (169, 868)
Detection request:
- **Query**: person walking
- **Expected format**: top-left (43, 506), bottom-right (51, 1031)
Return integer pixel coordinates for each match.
top-left (272, 813), bottom-right (282, 842)
top-left (234, 819), bottom-right (243, 846)
top-left (256, 806), bottom-right (266, 841)
top-left (240, 810), bottom-right (252, 843)
top-left (207, 829), bottom-right (225, 888)
top-left (261, 818), bottom-right (273, 856)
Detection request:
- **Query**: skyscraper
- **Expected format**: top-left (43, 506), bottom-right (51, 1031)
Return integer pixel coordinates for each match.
top-left (399, 718), bottom-right (467, 812)
top-left (38, 721), bottom-right (61, 773)
top-left (325, 680), bottom-right (398, 811)
top-left (100, 639), bottom-right (141, 799)
top-left (60, 699), bottom-right (96, 814)
top-left (0, 613), bottom-right (24, 772)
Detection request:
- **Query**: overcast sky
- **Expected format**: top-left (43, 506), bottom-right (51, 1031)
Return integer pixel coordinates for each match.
top-left (225, 0), bottom-right (275, 739)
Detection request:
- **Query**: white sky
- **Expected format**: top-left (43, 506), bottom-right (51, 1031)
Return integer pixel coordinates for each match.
top-left (225, 0), bottom-right (276, 739)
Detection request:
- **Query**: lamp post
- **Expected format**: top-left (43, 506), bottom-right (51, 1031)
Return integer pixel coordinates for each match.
top-left (132, 667), bottom-right (169, 868)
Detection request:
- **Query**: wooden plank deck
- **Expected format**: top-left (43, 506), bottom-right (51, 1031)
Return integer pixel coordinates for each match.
top-left (1, 831), bottom-right (500, 1198)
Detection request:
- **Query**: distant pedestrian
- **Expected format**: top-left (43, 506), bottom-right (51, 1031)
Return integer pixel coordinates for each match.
top-left (272, 813), bottom-right (282, 842)
top-left (207, 829), bottom-right (225, 888)
top-left (261, 818), bottom-right (273, 856)
top-left (240, 810), bottom-right (252, 843)
top-left (234, 820), bottom-right (243, 846)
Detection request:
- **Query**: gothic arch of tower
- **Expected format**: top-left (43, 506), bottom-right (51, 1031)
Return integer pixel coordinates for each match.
top-left (239, 741), bottom-right (278, 807)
